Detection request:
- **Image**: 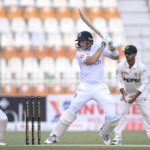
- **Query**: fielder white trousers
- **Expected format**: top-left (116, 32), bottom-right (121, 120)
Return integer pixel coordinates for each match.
top-left (114, 96), bottom-right (150, 141)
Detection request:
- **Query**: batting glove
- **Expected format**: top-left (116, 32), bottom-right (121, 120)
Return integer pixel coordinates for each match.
top-left (103, 35), bottom-right (111, 43)
top-left (101, 40), bottom-right (107, 49)
top-left (109, 40), bottom-right (118, 51)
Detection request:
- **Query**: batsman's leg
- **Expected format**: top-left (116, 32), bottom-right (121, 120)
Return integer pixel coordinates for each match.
top-left (99, 116), bottom-right (120, 145)
top-left (45, 83), bottom-right (91, 144)
top-left (45, 110), bottom-right (77, 144)
top-left (93, 85), bottom-right (120, 145)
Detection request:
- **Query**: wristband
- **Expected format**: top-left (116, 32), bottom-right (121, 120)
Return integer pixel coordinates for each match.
top-left (112, 50), bottom-right (119, 57)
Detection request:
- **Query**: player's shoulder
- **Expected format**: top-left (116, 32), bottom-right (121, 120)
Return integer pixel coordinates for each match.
top-left (76, 50), bottom-right (81, 58)
top-left (76, 48), bottom-right (83, 55)
top-left (137, 60), bottom-right (147, 70)
top-left (137, 60), bottom-right (145, 66)
top-left (76, 49), bottom-right (86, 60)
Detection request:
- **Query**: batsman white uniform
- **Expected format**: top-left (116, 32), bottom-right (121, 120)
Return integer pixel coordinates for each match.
top-left (113, 59), bottom-right (150, 142)
top-left (0, 109), bottom-right (8, 146)
top-left (69, 44), bottom-right (117, 117)
top-left (45, 43), bottom-right (120, 144)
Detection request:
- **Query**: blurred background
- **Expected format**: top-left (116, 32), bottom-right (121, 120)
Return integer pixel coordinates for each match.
top-left (0, 0), bottom-right (150, 132)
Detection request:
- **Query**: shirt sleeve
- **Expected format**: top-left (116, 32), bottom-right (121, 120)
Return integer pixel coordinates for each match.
top-left (138, 65), bottom-right (148, 93)
top-left (116, 63), bottom-right (124, 89)
top-left (103, 48), bottom-right (112, 57)
top-left (103, 48), bottom-right (119, 58)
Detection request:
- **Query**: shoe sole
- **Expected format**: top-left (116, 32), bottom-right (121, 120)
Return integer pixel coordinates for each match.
top-left (111, 143), bottom-right (122, 145)
top-left (99, 133), bottom-right (110, 145)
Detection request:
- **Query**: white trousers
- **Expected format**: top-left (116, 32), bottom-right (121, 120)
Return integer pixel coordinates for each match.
top-left (0, 109), bottom-right (8, 142)
top-left (68, 82), bottom-right (117, 120)
top-left (114, 96), bottom-right (150, 141)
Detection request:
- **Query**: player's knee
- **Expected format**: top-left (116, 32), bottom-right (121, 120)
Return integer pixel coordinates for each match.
top-left (105, 114), bottom-right (120, 122)
top-left (105, 107), bottom-right (118, 120)
top-left (60, 110), bottom-right (77, 126)
top-left (68, 105), bottom-right (81, 114)
top-left (100, 116), bottom-right (120, 136)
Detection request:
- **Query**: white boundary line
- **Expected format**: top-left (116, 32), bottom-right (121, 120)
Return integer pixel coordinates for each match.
top-left (7, 144), bottom-right (150, 147)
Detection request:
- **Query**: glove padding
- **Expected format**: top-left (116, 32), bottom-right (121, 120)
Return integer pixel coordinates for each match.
top-left (101, 40), bottom-right (107, 49)
top-left (109, 40), bottom-right (118, 51)
top-left (103, 35), bottom-right (111, 43)
top-left (101, 35), bottom-right (119, 51)
top-left (102, 35), bottom-right (118, 51)
top-left (109, 40), bottom-right (118, 47)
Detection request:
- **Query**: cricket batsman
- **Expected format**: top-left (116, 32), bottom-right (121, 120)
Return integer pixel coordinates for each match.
top-left (45, 31), bottom-right (120, 145)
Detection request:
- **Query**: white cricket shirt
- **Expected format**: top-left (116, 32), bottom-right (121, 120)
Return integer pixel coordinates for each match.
top-left (76, 44), bottom-right (116, 84)
top-left (117, 58), bottom-right (148, 94)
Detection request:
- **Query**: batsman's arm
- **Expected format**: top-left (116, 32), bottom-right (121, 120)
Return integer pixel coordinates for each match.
top-left (103, 49), bottom-right (119, 60)
top-left (103, 39), bottom-right (119, 60)
top-left (85, 42), bottom-right (106, 65)
top-left (85, 48), bottom-right (103, 65)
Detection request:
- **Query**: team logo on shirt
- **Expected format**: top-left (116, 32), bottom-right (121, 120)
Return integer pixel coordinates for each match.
top-left (80, 54), bottom-right (84, 60)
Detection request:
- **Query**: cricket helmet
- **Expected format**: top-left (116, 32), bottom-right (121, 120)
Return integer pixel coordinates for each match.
top-left (75, 31), bottom-right (93, 41)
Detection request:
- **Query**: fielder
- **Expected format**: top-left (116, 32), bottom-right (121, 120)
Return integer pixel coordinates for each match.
top-left (0, 109), bottom-right (8, 146)
top-left (45, 31), bottom-right (120, 145)
top-left (111, 45), bottom-right (150, 145)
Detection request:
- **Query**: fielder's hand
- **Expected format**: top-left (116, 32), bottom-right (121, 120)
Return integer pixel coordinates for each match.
top-left (124, 94), bottom-right (136, 103)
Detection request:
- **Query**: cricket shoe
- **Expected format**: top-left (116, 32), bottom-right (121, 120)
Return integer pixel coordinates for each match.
top-left (111, 140), bottom-right (122, 145)
top-left (99, 123), bottom-right (110, 145)
top-left (99, 134), bottom-right (110, 145)
top-left (0, 142), bottom-right (7, 146)
top-left (45, 134), bottom-right (58, 144)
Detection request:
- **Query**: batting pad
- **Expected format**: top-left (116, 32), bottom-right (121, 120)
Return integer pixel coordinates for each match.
top-left (99, 117), bottom-right (120, 137)
top-left (52, 110), bottom-right (77, 138)
top-left (60, 110), bottom-right (77, 126)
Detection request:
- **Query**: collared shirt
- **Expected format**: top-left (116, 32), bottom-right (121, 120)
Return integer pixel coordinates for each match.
top-left (116, 58), bottom-right (148, 94)
top-left (76, 44), bottom-right (117, 84)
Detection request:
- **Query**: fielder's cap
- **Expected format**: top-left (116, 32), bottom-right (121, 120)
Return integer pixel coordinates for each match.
top-left (125, 45), bottom-right (137, 53)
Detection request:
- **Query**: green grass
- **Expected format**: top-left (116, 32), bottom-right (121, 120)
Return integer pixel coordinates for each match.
top-left (1, 131), bottom-right (150, 150)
